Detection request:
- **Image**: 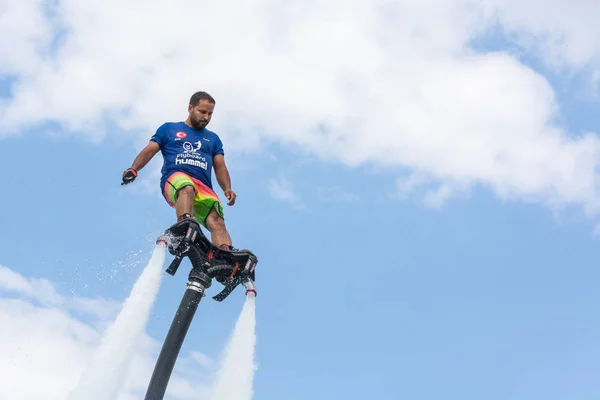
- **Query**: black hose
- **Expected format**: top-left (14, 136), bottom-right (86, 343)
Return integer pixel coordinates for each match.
top-left (143, 283), bottom-right (204, 400)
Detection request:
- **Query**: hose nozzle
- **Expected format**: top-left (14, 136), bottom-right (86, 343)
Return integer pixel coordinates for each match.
top-left (242, 279), bottom-right (257, 297)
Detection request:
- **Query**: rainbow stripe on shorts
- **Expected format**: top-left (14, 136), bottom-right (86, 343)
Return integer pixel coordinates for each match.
top-left (163, 171), bottom-right (224, 227)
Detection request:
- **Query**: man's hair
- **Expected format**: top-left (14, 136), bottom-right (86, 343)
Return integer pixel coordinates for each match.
top-left (189, 91), bottom-right (215, 106)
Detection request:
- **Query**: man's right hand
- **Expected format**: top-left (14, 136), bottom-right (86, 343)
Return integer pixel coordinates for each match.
top-left (121, 168), bottom-right (138, 185)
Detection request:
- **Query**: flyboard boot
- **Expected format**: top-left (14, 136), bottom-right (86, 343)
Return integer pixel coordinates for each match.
top-left (157, 215), bottom-right (258, 301)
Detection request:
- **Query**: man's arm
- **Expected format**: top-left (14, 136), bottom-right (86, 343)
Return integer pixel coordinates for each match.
top-left (213, 154), bottom-right (236, 205)
top-left (131, 141), bottom-right (161, 171)
top-left (122, 141), bottom-right (160, 185)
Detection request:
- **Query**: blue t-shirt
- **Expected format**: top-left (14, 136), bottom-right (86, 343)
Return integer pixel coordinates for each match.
top-left (150, 121), bottom-right (224, 190)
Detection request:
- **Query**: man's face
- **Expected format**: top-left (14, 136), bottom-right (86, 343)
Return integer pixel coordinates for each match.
top-left (188, 100), bottom-right (215, 130)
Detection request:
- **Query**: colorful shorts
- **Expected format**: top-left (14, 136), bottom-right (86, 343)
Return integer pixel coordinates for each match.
top-left (162, 171), bottom-right (224, 228)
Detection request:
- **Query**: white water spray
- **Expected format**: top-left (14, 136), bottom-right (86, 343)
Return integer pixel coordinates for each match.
top-left (68, 243), bottom-right (167, 400)
top-left (210, 293), bottom-right (257, 400)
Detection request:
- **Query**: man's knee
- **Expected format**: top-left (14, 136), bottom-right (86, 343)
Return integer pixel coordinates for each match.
top-left (176, 185), bottom-right (195, 199)
top-left (205, 209), bottom-right (226, 231)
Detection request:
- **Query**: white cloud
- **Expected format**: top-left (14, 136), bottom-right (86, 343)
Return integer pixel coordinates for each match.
top-left (486, 0), bottom-right (600, 70)
top-left (0, 264), bottom-right (214, 400)
top-left (0, 264), bottom-right (65, 304)
top-left (2, 0), bottom-right (600, 221)
top-left (267, 175), bottom-right (305, 210)
top-left (0, 0), bottom-right (53, 77)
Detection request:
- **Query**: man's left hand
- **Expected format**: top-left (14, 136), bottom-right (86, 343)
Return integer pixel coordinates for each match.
top-left (224, 189), bottom-right (236, 206)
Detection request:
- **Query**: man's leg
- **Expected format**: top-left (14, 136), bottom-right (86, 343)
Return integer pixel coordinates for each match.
top-left (163, 172), bottom-right (199, 222)
top-left (204, 207), bottom-right (233, 248)
top-left (175, 185), bottom-right (196, 220)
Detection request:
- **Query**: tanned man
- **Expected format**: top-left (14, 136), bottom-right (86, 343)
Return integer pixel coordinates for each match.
top-left (122, 91), bottom-right (238, 251)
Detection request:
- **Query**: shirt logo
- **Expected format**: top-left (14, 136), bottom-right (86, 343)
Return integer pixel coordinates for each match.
top-left (175, 132), bottom-right (187, 138)
top-left (183, 141), bottom-right (202, 153)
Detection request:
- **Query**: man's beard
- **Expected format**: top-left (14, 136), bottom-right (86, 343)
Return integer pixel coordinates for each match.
top-left (191, 118), bottom-right (207, 129)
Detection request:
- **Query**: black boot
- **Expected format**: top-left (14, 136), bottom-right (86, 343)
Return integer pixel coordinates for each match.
top-left (176, 213), bottom-right (201, 243)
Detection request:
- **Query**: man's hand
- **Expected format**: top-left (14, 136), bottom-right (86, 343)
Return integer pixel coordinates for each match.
top-left (122, 141), bottom-right (160, 186)
top-left (122, 168), bottom-right (138, 185)
top-left (224, 188), bottom-right (236, 205)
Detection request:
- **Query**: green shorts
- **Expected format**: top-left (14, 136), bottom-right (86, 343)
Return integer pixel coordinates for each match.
top-left (162, 171), bottom-right (224, 228)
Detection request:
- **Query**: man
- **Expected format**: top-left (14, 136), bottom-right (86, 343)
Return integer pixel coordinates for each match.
top-left (121, 91), bottom-right (238, 251)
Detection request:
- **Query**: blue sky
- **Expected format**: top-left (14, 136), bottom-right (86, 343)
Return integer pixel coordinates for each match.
top-left (2, 1), bottom-right (600, 399)
top-left (3, 121), bottom-right (600, 399)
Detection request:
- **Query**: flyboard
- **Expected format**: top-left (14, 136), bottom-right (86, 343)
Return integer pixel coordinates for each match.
top-left (144, 218), bottom-right (258, 400)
